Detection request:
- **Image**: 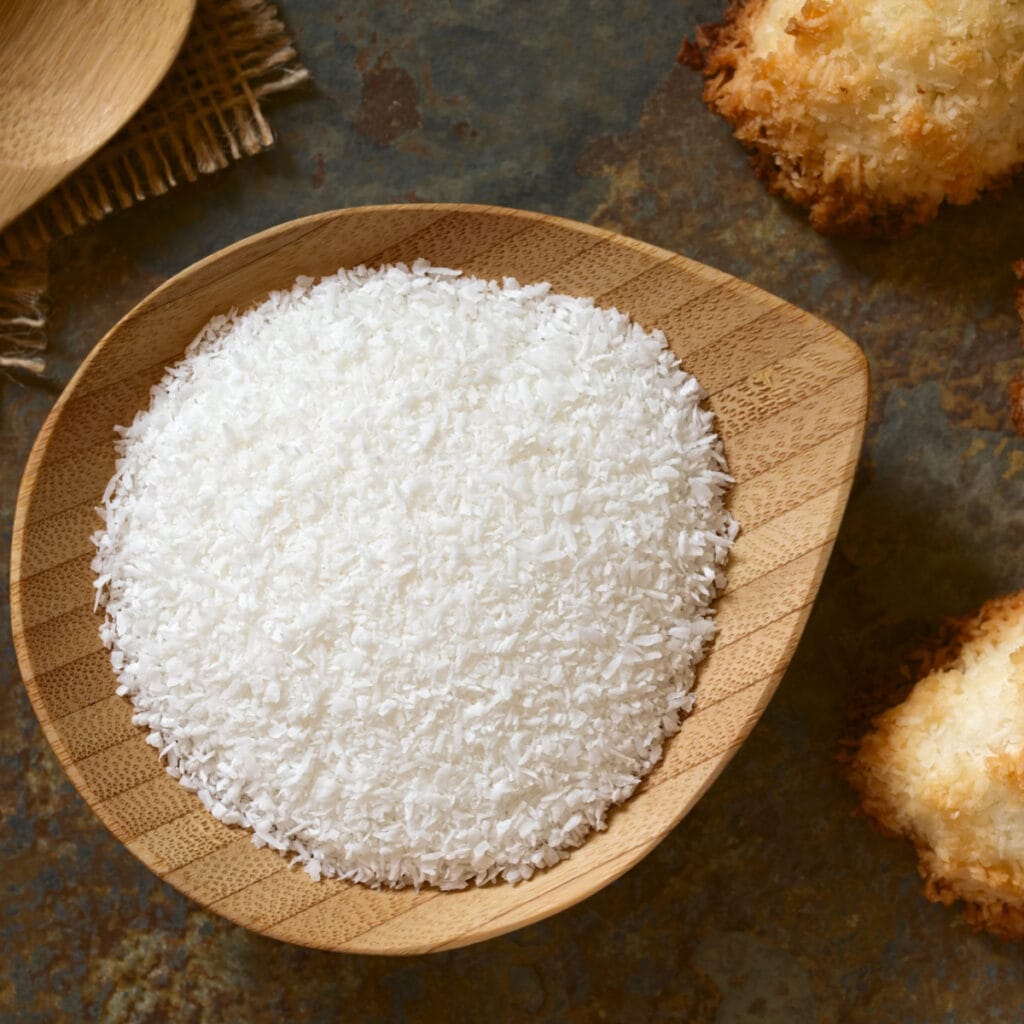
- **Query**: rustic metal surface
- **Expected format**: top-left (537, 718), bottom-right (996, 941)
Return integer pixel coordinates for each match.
top-left (4, 1), bottom-right (1024, 1019)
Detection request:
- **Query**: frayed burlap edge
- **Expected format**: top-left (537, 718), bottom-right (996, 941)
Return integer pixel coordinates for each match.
top-left (0, 251), bottom-right (47, 372)
top-left (0, 0), bottom-right (308, 373)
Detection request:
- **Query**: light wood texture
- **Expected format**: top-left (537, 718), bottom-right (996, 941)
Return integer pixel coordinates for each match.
top-left (0, 0), bottom-right (196, 232)
top-left (9, 204), bottom-right (868, 954)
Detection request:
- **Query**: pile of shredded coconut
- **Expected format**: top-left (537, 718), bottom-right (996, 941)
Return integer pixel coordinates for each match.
top-left (91, 261), bottom-right (735, 890)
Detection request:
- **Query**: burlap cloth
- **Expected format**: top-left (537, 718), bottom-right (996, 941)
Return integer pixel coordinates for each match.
top-left (0, 0), bottom-right (308, 374)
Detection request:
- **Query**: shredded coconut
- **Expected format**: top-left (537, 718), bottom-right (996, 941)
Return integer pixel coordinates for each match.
top-left (91, 261), bottom-right (735, 889)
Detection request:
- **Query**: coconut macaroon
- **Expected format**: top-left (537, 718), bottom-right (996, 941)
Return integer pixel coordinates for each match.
top-left (681, 0), bottom-right (1024, 236)
top-left (850, 593), bottom-right (1024, 938)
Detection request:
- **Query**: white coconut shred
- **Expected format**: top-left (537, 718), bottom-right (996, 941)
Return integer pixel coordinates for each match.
top-left (91, 260), bottom-right (735, 890)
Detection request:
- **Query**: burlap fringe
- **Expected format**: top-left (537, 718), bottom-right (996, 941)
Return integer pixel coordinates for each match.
top-left (0, 253), bottom-right (47, 371)
top-left (0, 0), bottom-right (308, 374)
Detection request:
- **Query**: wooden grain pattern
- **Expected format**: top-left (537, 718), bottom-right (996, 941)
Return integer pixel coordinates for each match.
top-left (9, 204), bottom-right (868, 954)
top-left (0, 0), bottom-right (195, 231)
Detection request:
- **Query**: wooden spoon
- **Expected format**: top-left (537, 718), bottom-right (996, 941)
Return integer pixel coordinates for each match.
top-left (0, 0), bottom-right (196, 232)
top-left (10, 204), bottom-right (868, 953)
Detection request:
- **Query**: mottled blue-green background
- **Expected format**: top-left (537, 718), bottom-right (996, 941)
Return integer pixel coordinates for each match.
top-left (5, 2), bottom-right (1024, 1020)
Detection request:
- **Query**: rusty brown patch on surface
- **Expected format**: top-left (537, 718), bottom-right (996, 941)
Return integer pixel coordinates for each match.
top-left (310, 153), bottom-right (326, 189)
top-left (1010, 259), bottom-right (1024, 436)
top-left (353, 56), bottom-right (421, 147)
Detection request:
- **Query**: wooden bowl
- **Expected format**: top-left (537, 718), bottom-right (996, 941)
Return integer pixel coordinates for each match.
top-left (10, 204), bottom-right (867, 954)
top-left (0, 0), bottom-right (196, 231)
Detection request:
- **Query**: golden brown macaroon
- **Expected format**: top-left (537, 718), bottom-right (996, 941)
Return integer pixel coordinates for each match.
top-left (849, 592), bottom-right (1024, 938)
top-left (681, 0), bottom-right (1024, 237)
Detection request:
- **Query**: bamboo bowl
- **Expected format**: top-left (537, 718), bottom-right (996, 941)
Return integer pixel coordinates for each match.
top-left (10, 204), bottom-right (868, 954)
